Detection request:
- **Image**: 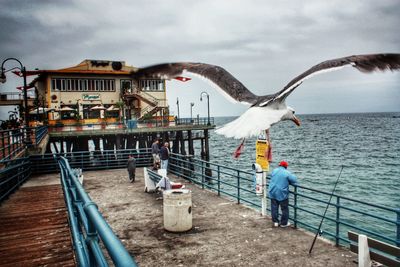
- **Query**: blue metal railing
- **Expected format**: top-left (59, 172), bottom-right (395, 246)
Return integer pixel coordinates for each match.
top-left (58, 157), bottom-right (137, 267)
top-left (30, 148), bottom-right (153, 174)
top-left (168, 153), bottom-right (400, 248)
top-left (34, 125), bottom-right (48, 145)
top-left (46, 116), bottom-right (215, 133)
top-left (6, 148), bottom-right (397, 251)
top-left (176, 117), bottom-right (214, 126)
top-left (0, 126), bottom-right (49, 162)
top-left (0, 129), bottom-right (25, 161)
top-left (0, 157), bottom-right (31, 203)
top-left (48, 122), bottom-right (125, 133)
top-left (137, 118), bottom-right (171, 128)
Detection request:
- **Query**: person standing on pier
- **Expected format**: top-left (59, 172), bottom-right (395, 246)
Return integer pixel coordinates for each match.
top-left (127, 155), bottom-right (136, 183)
top-left (268, 161), bottom-right (298, 228)
top-left (160, 142), bottom-right (170, 170)
top-left (151, 139), bottom-right (160, 169)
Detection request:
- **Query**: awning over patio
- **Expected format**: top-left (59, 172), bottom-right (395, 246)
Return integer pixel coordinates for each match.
top-left (29, 107), bottom-right (54, 114)
top-left (106, 105), bottom-right (119, 111)
top-left (91, 105), bottom-right (106, 110)
top-left (59, 106), bottom-right (76, 112)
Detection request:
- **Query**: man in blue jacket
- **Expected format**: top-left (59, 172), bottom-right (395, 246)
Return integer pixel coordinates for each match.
top-left (268, 161), bottom-right (298, 228)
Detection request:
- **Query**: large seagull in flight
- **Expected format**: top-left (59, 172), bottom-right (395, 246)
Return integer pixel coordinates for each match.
top-left (133, 53), bottom-right (400, 139)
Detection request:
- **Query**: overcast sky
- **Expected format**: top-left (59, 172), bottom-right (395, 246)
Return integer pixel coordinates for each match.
top-left (0, 0), bottom-right (399, 119)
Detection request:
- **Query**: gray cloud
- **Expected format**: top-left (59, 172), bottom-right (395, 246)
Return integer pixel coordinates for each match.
top-left (1, 0), bottom-right (399, 119)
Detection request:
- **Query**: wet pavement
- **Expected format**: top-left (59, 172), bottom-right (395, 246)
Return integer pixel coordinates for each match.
top-left (83, 168), bottom-right (355, 267)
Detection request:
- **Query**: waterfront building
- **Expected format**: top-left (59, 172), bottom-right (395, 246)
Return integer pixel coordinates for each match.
top-left (1, 59), bottom-right (214, 164)
top-left (31, 59), bottom-right (168, 126)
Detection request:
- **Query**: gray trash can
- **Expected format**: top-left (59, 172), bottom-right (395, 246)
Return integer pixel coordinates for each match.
top-left (163, 189), bottom-right (192, 232)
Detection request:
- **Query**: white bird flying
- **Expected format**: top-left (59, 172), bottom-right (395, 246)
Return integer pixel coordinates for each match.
top-left (133, 53), bottom-right (400, 139)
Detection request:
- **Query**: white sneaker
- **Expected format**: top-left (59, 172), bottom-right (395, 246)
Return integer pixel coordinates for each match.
top-left (280, 222), bottom-right (291, 228)
top-left (273, 222), bottom-right (279, 227)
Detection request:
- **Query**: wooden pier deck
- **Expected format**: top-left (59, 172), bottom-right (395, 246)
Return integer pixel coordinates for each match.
top-left (0, 175), bottom-right (75, 266)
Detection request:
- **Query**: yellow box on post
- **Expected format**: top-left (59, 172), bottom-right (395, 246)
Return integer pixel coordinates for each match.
top-left (256, 139), bottom-right (269, 171)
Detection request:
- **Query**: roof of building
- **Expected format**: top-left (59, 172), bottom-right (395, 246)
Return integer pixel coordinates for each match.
top-left (29, 59), bottom-right (138, 86)
top-left (41, 59), bottom-right (137, 74)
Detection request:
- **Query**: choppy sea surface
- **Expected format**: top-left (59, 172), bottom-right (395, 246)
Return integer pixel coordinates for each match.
top-left (208, 112), bottom-right (399, 205)
top-left (196, 112), bottom-right (399, 243)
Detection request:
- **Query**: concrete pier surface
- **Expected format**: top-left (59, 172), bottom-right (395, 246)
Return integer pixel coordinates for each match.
top-left (80, 168), bottom-right (354, 266)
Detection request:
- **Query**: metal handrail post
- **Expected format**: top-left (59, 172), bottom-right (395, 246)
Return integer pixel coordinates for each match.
top-left (7, 133), bottom-right (11, 159)
top-left (237, 170), bottom-right (240, 204)
top-left (201, 160), bottom-right (205, 189)
top-left (336, 196), bottom-right (340, 246)
top-left (81, 151), bottom-right (84, 169)
top-left (396, 208), bottom-right (400, 248)
top-left (1, 132), bottom-right (5, 159)
top-left (217, 166), bottom-right (221, 196)
top-left (84, 201), bottom-right (107, 267)
top-left (294, 186), bottom-right (298, 229)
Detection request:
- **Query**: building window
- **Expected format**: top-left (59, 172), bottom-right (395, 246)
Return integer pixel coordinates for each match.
top-left (88, 80), bottom-right (94, 91)
top-left (139, 79), bottom-right (164, 91)
top-left (51, 79), bottom-right (57, 91)
top-left (121, 80), bottom-right (132, 93)
top-left (51, 78), bottom-right (116, 92)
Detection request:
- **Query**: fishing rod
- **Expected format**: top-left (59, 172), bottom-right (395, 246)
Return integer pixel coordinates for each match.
top-left (308, 165), bottom-right (344, 254)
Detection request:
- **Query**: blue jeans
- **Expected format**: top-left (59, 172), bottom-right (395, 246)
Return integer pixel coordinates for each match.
top-left (271, 198), bottom-right (289, 225)
top-left (161, 159), bottom-right (169, 170)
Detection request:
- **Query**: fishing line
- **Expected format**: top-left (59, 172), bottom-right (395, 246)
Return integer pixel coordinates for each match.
top-left (308, 165), bottom-right (344, 254)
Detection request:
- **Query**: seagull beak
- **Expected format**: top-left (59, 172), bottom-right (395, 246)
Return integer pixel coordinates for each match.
top-left (291, 115), bottom-right (301, 126)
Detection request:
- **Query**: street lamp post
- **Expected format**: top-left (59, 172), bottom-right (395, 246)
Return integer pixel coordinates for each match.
top-left (1, 58), bottom-right (29, 128)
top-left (176, 97), bottom-right (180, 119)
top-left (190, 102), bottom-right (194, 123)
top-left (200, 91), bottom-right (210, 126)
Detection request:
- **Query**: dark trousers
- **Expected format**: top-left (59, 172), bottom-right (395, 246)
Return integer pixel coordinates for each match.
top-left (271, 198), bottom-right (289, 225)
top-left (128, 170), bottom-right (135, 182)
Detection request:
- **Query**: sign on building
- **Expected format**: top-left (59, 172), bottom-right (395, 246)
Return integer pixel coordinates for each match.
top-left (82, 94), bottom-right (101, 101)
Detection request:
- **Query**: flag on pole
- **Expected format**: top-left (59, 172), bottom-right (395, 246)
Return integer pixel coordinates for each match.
top-left (174, 76), bottom-right (191, 82)
top-left (233, 138), bottom-right (246, 159)
top-left (12, 70), bottom-right (42, 77)
top-left (16, 85), bottom-right (35, 90)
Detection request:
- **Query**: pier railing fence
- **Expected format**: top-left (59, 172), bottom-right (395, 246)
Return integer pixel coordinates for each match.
top-left (168, 153), bottom-right (400, 248)
top-left (0, 157), bottom-right (31, 203)
top-left (176, 117), bottom-right (214, 126)
top-left (46, 116), bottom-right (215, 133)
top-left (58, 157), bottom-right (137, 267)
top-left (30, 148), bottom-right (153, 174)
top-left (2, 149), bottom-right (398, 251)
top-left (0, 126), bottom-right (48, 162)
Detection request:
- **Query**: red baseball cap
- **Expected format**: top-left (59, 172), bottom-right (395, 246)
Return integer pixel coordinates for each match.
top-left (279, 161), bottom-right (288, 168)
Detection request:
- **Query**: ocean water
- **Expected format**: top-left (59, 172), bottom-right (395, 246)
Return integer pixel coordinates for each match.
top-left (209, 112), bottom-right (399, 206)
top-left (198, 112), bottom-right (399, 243)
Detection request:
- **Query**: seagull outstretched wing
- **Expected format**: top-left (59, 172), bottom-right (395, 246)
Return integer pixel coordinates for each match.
top-left (260, 53), bottom-right (400, 106)
top-left (132, 62), bottom-right (260, 105)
